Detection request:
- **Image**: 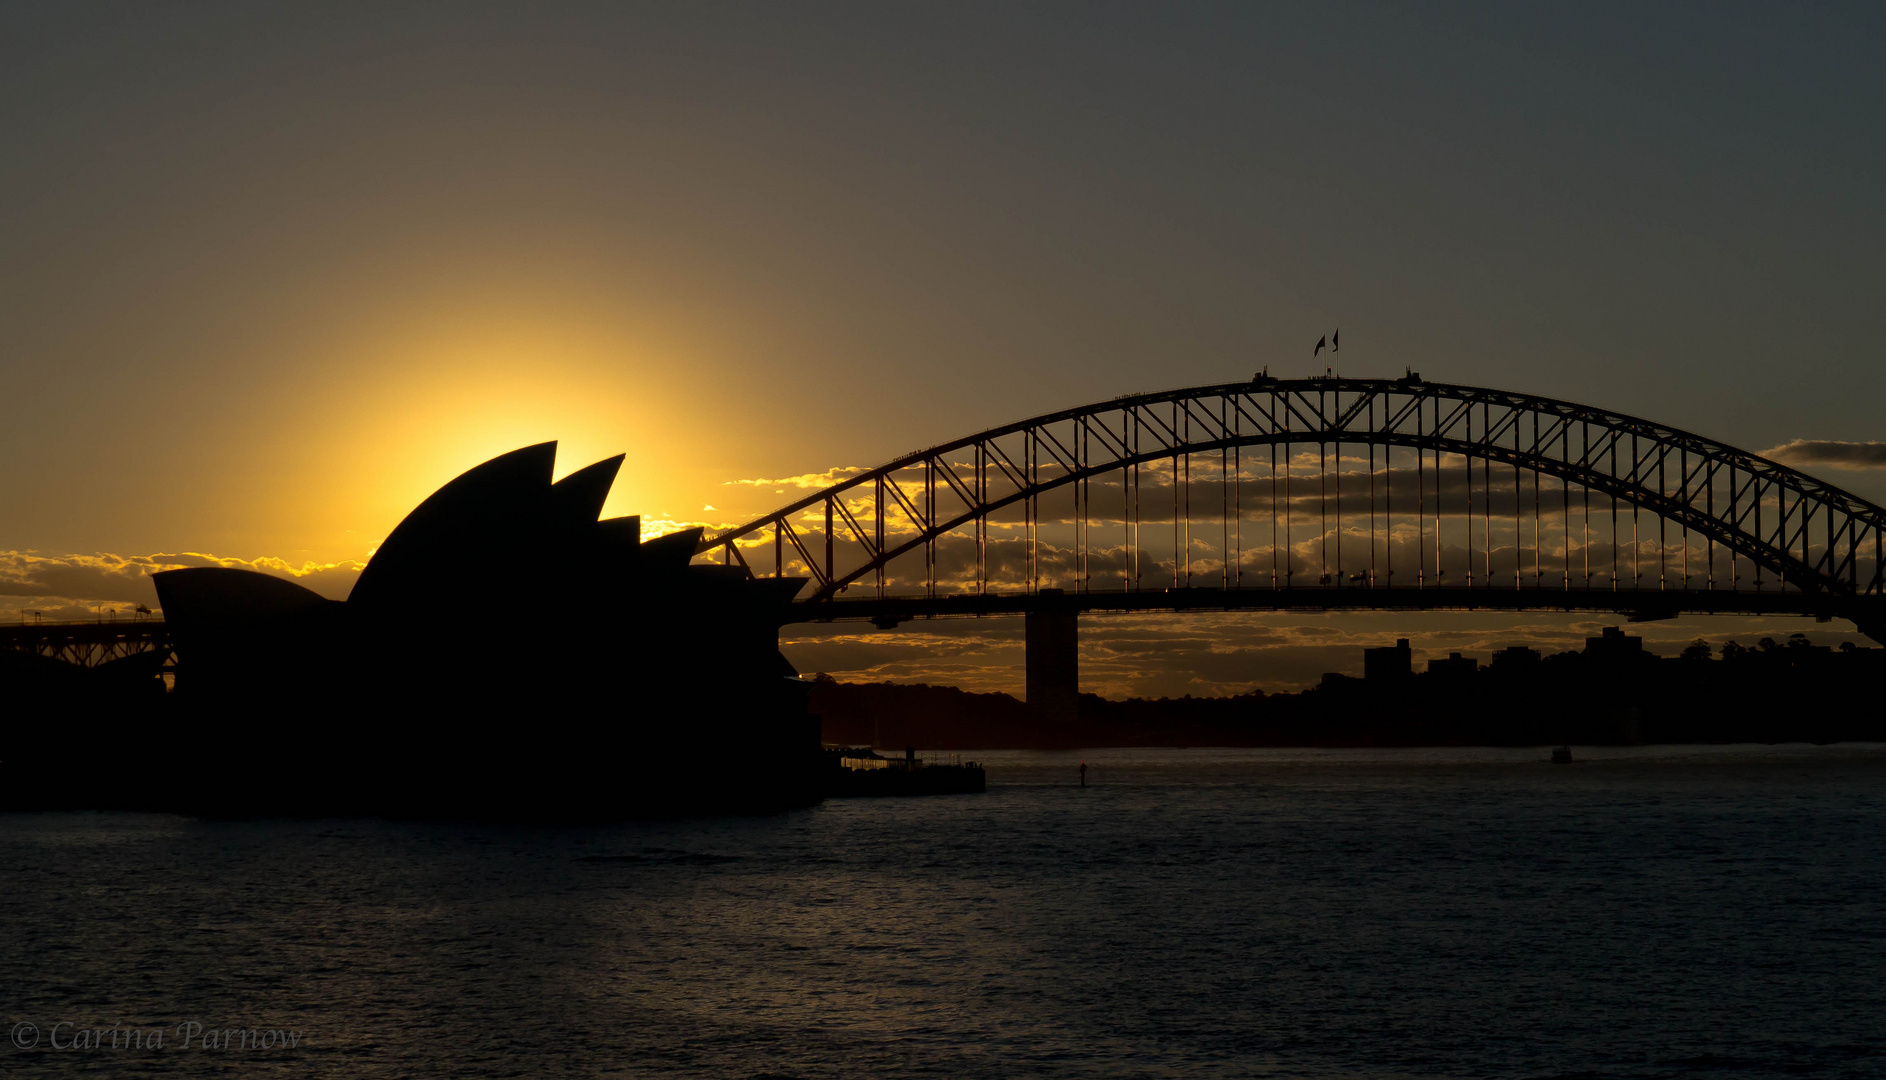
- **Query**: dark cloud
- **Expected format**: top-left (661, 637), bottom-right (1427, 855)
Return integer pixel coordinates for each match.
top-left (0, 551), bottom-right (361, 621)
top-left (1760, 439), bottom-right (1886, 469)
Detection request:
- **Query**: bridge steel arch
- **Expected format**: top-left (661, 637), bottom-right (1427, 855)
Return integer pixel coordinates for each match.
top-left (697, 377), bottom-right (1886, 639)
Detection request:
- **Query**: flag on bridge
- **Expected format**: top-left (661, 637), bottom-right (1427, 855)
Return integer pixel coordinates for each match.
top-left (1332, 329), bottom-right (1339, 352)
top-left (1313, 335), bottom-right (1326, 357)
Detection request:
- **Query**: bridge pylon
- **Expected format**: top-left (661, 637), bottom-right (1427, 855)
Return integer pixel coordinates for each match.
top-left (1025, 589), bottom-right (1080, 724)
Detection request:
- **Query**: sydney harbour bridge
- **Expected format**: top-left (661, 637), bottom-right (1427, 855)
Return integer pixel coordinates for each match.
top-left (690, 375), bottom-right (1886, 717)
top-left (9, 375), bottom-right (1886, 715)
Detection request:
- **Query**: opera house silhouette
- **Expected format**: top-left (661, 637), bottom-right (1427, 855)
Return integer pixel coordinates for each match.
top-left (5, 443), bottom-right (821, 818)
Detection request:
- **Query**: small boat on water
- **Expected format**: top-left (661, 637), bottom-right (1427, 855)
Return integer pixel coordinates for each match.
top-left (824, 746), bottom-right (986, 797)
top-left (1551, 745), bottom-right (1574, 764)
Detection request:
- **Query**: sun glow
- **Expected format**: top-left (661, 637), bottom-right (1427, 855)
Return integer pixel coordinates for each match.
top-left (220, 298), bottom-right (744, 563)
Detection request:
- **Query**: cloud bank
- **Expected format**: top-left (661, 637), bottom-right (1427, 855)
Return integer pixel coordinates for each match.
top-left (0, 551), bottom-right (362, 622)
top-left (1760, 439), bottom-right (1886, 469)
top-left (723, 466), bottom-right (867, 490)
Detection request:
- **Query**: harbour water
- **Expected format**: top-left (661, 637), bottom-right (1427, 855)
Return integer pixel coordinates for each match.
top-left (3, 744), bottom-right (1883, 1078)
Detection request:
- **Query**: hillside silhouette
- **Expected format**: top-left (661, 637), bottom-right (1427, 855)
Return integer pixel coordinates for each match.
top-left (813, 631), bottom-right (1886, 750)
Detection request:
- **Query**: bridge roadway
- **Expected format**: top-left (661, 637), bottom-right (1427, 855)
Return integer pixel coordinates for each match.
top-left (788, 584), bottom-right (1869, 625)
top-left (0, 619), bottom-right (170, 668)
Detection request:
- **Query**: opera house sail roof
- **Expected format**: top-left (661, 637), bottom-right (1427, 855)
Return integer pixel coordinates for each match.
top-left (128, 441), bottom-right (819, 819)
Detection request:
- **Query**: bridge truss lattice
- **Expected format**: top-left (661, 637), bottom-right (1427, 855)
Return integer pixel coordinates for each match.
top-left (0, 620), bottom-right (171, 668)
top-left (696, 377), bottom-right (1886, 630)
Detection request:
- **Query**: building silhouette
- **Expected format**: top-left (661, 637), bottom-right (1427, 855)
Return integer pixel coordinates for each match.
top-left (1363, 639), bottom-right (1412, 681)
top-left (5, 443), bottom-right (821, 818)
top-left (1585, 625), bottom-right (1648, 664)
top-left (1426, 652), bottom-right (1478, 677)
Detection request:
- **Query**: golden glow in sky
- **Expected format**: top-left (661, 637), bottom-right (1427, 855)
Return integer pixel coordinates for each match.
top-left (265, 309), bottom-right (702, 559)
top-left (5, 5), bottom-right (1886, 687)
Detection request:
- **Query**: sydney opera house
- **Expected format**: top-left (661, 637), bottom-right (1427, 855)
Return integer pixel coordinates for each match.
top-left (5, 443), bottom-right (822, 818)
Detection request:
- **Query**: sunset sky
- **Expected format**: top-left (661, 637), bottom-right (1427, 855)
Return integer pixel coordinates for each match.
top-left (5, 4), bottom-right (1885, 695)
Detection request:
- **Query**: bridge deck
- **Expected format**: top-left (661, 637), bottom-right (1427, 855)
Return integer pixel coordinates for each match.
top-left (790, 586), bottom-right (1866, 625)
top-left (0, 621), bottom-right (171, 667)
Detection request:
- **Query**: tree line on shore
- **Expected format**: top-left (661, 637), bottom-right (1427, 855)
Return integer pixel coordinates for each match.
top-left (812, 633), bottom-right (1886, 750)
